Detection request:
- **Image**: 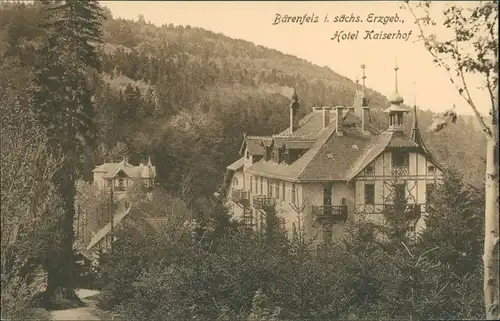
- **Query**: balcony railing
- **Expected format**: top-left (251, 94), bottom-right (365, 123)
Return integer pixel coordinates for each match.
top-left (312, 205), bottom-right (348, 224)
top-left (391, 165), bottom-right (409, 176)
top-left (230, 189), bottom-right (249, 202)
top-left (253, 195), bottom-right (276, 209)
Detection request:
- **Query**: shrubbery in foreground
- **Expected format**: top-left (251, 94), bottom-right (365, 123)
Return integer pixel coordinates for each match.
top-left (98, 171), bottom-right (485, 320)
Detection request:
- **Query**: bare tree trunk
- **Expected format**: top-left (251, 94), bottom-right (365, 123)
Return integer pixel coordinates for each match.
top-left (483, 100), bottom-right (500, 319)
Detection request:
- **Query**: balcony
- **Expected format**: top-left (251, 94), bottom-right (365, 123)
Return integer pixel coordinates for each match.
top-left (312, 205), bottom-right (348, 224)
top-left (253, 195), bottom-right (276, 210)
top-left (383, 202), bottom-right (422, 219)
top-left (391, 165), bottom-right (409, 176)
top-left (230, 189), bottom-right (249, 204)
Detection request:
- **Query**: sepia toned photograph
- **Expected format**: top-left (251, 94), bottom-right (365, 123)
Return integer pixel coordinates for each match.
top-left (1, 0), bottom-right (498, 320)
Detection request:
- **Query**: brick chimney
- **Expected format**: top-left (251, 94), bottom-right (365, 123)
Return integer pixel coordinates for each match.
top-left (322, 106), bottom-right (331, 129)
top-left (362, 106), bottom-right (370, 135)
top-left (335, 106), bottom-right (344, 136)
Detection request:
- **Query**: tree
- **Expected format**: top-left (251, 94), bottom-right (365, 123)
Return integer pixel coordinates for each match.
top-left (32, 0), bottom-right (104, 307)
top-left (404, 1), bottom-right (498, 318)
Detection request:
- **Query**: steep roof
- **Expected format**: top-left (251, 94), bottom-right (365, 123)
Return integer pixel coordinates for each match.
top-left (86, 201), bottom-right (132, 251)
top-left (93, 159), bottom-right (156, 179)
top-left (245, 119), bottom-right (382, 182)
top-left (227, 157), bottom-right (245, 171)
top-left (237, 94), bottom-right (439, 183)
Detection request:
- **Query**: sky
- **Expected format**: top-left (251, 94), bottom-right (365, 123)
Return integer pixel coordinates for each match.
top-left (101, 0), bottom-right (494, 116)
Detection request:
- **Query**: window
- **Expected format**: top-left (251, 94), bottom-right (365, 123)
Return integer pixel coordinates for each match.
top-left (272, 149), bottom-right (280, 163)
top-left (364, 183), bottom-right (375, 205)
top-left (426, 183), bottom-right (435, 202)
top-left (118, 179), bottom-right (124, 187)
top-left (395, 184), bottom-right (406, 201)
top-left (284, 149), bottom-right (290, 164)
top-left (366, 164), bottom-right (374, 175)
top-left (265, 147), bottom-right (271, 161)
top-left (291, 183), bottom-right (297, 204)
top-left (232, 177), bottom-right (239, 187)
top-left (260, 177), bottom-right (263, 195)
top-left (250, 176), bottom-right (253, 193)
top-left (275, 181), bottom-right (280, 198)
top-left (427, 165), bottom-right (435, 173)
top-left (282, 182), bottom-right (286, 201)
top-left (246, 150), bottom-right (250, 159)
top-left (392, 151), bottom-right (409, 167)
top-left (269, 180), bottom-right (274, 197)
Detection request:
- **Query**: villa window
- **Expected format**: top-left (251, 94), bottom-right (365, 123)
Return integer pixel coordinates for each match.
top-left (427, 165), bottom-right (435, 173)
top-left (118, 179), bottom-right (124, 187)
top-left (366, 164), bottom-right (374, 175)
top-left (291, 183), bottom-right (297, 205)
top-left (284, 149), bottom-right (290, 164)
top-left (395, 183), bottom-right (406, 201)
top-left (250, 176), bottom-right (253, 193)
top-left (272, 149), bottom-right (279, 163)
top-left (269, 180), bottom-right (275, 197)
top-left (426, 183), bottom-right (435, 202)
top-left (232, 177), bottom-right (239, 188)
top-left (392, 151), bottom-right (409, 167)
top-left (260, 177), bottom-right (263, 195)
top-left (274, 181), bottom-right (280, 198)
top-left (282, 182), bottom-right (286, 201)
top-left (364, 183), bottom-right (375, 205)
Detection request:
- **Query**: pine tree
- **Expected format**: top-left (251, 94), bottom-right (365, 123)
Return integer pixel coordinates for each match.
top-left (32, 0), bottom-right (104, 307)
top-left (418, 168), bottom-right (484, 277)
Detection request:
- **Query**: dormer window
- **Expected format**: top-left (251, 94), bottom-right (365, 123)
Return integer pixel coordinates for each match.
top-left (366, 164), bottom-right (374, 175)
top-left (427, 165), bottom-right (435, 173)
top-left (272, 148), bottom-right (280, 163)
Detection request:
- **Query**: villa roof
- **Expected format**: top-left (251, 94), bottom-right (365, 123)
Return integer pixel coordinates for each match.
top-left (227, 157), bottom-right (245, 171)
top-left (86, 201), bottom-right (132, 251)
top-left (240, 110), bottom-right (440, 182)
top-left (93, 159), bottom-right (156, 179)
top-left (233, 77), bottom-right (441, 182)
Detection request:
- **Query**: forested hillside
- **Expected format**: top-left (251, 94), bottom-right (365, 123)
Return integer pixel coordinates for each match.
top-left (1, 2), bottom-right (486, 204)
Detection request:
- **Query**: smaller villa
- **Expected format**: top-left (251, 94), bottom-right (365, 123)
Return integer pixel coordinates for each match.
top-left (92, 157), bottom-right (156, 194)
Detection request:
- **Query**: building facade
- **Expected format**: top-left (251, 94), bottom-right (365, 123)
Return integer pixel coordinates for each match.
top-left (92, 157), bottom-right (156, 197)
top-left (224, 64), bottom-right (443, 243)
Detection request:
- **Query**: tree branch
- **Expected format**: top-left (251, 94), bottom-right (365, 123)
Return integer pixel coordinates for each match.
top-left (405, 2), bottom-right (494, 139)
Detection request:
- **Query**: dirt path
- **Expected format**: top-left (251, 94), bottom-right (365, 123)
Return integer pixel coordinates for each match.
top-left (50, 289), bottom-right (106, 321)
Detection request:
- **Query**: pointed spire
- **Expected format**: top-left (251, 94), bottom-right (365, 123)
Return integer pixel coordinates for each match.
top-left (412, 104), bottom-right (419, 129)
top-left (394, 57), bottom-right (399, 92)
top-left (410, 99), bottom-right (426, 147)
top-left (388, 57), bottom-right (404, 105)
top-left (361, 64), bottom-right (366, 89)
top-left (412, 81), bottom-right (418, 130)
top-left (324, 81), bottom-right (327, 106)
top-left (291, 88), bottom-right (298, 103)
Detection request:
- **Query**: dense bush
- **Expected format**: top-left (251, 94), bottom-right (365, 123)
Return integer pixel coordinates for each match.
top-left (97, 170), bottom-right (485, 321)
